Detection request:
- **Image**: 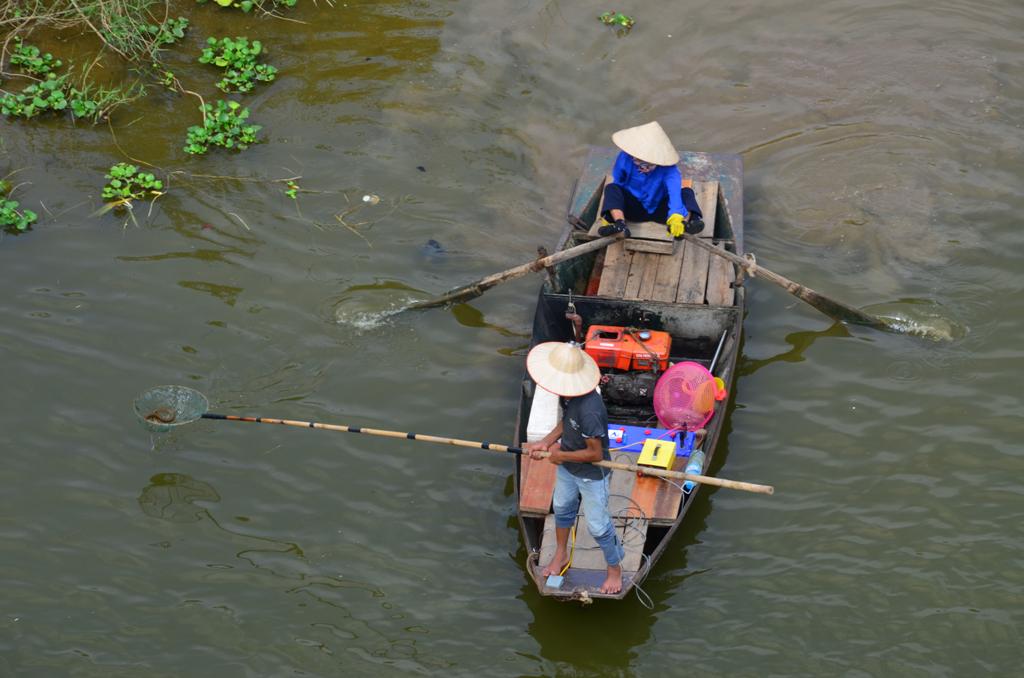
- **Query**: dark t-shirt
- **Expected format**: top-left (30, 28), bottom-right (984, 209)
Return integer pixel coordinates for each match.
top-left (559, 390), bottom-right (610, 480)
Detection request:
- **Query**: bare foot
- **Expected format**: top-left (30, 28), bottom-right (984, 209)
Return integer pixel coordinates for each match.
top-left (599, 565), bottom-right (622, 594)
top-left (542, 548), bottom-right (569, 577)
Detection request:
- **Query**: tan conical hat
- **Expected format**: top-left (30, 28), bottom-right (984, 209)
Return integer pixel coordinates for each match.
top-left (526, 342), bottom-right (601, 397)
top-left (611, 121), bottom-right (680, 166)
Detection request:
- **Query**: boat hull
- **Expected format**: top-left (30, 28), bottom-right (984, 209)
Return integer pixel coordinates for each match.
top-left (514, 147), bottom-right (745, 601)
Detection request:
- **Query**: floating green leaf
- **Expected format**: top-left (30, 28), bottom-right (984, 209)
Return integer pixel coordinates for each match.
top-left (598, 11), bottom-right (635, 30)
top-left (183, 99), bottom-right (262, 155)
top-left (1, 198), bottom-right (38, 231)
top-left (10, 38), bottom-right (62, 76)
top-left (100, 163), bottom-right (165, 208)
top-left (199, 36), bottom-right (278, 93)
top-left (1, 73), bottom-right (70, 119)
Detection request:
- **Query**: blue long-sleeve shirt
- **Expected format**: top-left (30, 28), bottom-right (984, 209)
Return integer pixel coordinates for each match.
top-left (610, 151), bottom-right (687, 219)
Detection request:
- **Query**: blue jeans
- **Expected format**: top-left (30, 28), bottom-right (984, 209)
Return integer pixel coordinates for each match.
top-left (553, 466), bottom-right (625, 567)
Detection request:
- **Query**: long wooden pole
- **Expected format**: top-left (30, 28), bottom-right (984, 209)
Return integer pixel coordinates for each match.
top-left (200, 413), bottom-right (774, 495)
top-left (406, 233), bottom-right (620, 310)
top-left (682, 233), bottom-right (889, 330)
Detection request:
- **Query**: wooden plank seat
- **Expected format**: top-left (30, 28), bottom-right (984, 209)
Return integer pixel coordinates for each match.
top-left (519, 387), bottom-right (561, 515)
top-left (624, 239), bottom-right (675, 255)
top-left (629, 454), bottom-right (687, 525)
top-left (626, 427), bottom-right (710, 525)
top-left (621, 222), bottom-right (673, 241)
top-left (519, 454), bottom-right (557, 515)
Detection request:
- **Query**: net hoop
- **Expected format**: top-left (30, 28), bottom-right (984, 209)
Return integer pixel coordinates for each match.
top-left (134, 385), bottom-right (209, 433)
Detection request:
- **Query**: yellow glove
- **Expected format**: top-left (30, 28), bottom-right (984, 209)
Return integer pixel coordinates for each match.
top-left (666, 213), bottom-right (686, 238)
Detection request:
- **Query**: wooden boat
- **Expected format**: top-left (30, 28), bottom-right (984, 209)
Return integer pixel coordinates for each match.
top-left (513, 146), bottom-right (746, 602)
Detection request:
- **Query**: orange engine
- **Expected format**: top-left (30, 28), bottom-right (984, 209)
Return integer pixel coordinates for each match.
top-left (583, 325), bottom-right (671, 372)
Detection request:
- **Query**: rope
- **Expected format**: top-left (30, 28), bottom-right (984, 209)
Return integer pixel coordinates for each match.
top-left (744, 252), bottom-right (758, 277)
top-left (657, 476), bottom-right (688, 495)
top-left (633, 553), bottom-right (655, 609)
top-left (610, 488), bottom-right (655, 607)
top-left (565, 292), bottom-right (582, 343)
top-left (559, 522), bottom-right (577, 576)
top-left (625, 327), bottom-right (664, 375)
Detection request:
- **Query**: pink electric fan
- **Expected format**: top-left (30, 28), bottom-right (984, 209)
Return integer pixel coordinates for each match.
top-left (652, 361), bottom-right (726, 431)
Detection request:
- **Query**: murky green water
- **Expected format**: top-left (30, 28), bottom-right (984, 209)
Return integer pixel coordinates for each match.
top-left (3, 1), bottom-right (1022, 675)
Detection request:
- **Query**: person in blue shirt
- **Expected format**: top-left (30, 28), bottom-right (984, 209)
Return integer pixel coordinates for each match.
top-left (597, 121), bottom-right (705, 239)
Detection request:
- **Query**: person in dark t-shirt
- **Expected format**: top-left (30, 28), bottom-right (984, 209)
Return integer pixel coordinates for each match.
top-left (523, 342), bottom-right (625, 594)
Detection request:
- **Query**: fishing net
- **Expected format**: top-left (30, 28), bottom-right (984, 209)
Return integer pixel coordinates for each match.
top-left (134, 385), bottom-right (208, 433)
top-left (652, 362), bottom-right (719, 430)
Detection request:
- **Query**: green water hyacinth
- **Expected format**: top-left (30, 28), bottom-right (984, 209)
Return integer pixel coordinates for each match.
top-left (10, 38), bottom-right (62, 76)
top-left (102, 163), bottom-right (164, 205)
top-left (184, 100), bottom-right (261, 154)
top-left (0, 198), bottom-right (38, 231)
top-left (70, 97), bottom-right (98, 120)
top-left (0, 73), bottom-right (68, 118)
top-left (199, 36), bottom-right (277, 93)
top-left (151, 17), bottom-right (189, 46)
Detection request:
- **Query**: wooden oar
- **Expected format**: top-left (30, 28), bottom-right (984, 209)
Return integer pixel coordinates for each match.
top-left (681, 233), bottom-right (890, 330)
top-left (200, 413), bottom-right (774, 495)
top-left (406, 233), bottom-right (620, 310)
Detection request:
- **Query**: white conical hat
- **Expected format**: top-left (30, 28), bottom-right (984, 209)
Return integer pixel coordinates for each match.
top-left (526, 342), bottom-right (601, 397)
top-left (611, 121), bottom-right (680, 166)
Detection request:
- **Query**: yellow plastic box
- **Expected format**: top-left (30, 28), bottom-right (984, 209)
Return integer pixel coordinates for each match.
top-left (637, 438), bottom-right (677, 470)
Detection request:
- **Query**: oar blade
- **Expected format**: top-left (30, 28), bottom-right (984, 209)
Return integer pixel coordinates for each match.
top-left (405, 283), bottom-right (484, 310)
top-left (793, 288), bottom-right (889, 330)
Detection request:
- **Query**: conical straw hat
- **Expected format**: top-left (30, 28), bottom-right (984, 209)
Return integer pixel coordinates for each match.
top-left (611, 121), bottom-right (680, 166)
top-left (527, 342), bottom-right (601, 397)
